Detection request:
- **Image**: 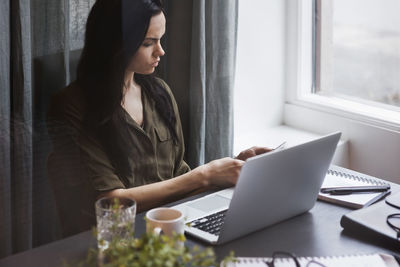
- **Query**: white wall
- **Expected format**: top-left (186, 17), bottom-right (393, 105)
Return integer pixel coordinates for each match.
top-left (284, 104), bottom-right (400, 183)
top-left (282, 0), bottom-right (400, 183)
top-left (235, 0), bottom-right (400, 183)
top-left (234, 0), bottom-right (286, 137)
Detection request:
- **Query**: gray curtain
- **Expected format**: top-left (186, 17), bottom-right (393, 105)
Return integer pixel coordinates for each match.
top-left (0, 0), bottom-right (93, 258)
top-left (188, 0), bottom-right (238, 167)
top-left (0, 0), bottom-right (238, 258)
top-left (0, 0), bottom-right (12, 258)
top-left (0, 0), bottom-right (33, 257)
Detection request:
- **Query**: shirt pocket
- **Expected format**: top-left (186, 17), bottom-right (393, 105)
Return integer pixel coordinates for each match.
top-left (154, 126), bottom-right (175, 178)
top-left (154, 125), bottom-right (171, 142)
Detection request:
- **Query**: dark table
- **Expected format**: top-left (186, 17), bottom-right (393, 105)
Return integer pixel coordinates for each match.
top-left (1, 196), bottom-right (399, 266)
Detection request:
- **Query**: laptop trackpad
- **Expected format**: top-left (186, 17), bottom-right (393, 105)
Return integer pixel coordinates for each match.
top-left (188, 194), bottom-right (230, 212)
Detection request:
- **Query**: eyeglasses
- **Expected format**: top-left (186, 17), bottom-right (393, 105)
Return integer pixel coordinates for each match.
top-left (385, 195), bottom-right (400, 240)
top-left (386, 213), bottom-right (400, 240)
top-left (264, 251), bottom-right (326, 267)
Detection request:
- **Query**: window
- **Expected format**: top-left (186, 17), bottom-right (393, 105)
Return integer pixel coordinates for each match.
top-left (315, 0), bottom-right (400, 109)
top-left (283, 1), bottom-right (400, 183)
top-left (285, 0), bottom-right (400, 128)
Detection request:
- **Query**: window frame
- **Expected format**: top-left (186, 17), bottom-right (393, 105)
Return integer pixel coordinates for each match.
top-left (285, 0), bottom-right (400, 131)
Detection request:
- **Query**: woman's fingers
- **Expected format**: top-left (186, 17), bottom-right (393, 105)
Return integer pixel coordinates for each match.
top-left (202, 157), bottom-right (245, 187)
top-left (235, 146), bottom-right (272, 161)
top-left (252, 146), bottom-right (272, 154)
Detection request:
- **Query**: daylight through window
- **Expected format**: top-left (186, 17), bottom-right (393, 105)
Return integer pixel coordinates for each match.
top-left (314, 0), bottom-right (400, 109)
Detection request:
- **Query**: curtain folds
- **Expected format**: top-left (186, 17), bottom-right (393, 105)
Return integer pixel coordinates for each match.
top-left (0, 0), bottom-right (238, 258)
top-left (188, 0), bottom-right (238, 167)
top-left (0, 0), bottom-right (93, 258)
top-left (8, 0), bottom-right (34, 256)
top-left (0, 0), bottom-right (12, 258)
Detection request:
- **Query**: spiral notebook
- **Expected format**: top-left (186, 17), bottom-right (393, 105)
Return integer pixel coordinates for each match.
top-left (222, 253), bottom-right (399, 267)
top-left (317, 165), bottom-right (391, 209)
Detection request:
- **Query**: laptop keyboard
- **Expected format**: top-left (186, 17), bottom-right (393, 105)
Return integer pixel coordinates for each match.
top-left (189, 210), bottom-right (227, 236)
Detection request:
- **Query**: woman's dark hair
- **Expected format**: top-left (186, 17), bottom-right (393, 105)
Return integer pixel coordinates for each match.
top-left (77, 0), bottom-right (177, 180)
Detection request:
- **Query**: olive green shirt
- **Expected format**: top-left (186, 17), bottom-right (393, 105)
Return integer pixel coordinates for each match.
top-left (48, 78), bottom-right (190, 194)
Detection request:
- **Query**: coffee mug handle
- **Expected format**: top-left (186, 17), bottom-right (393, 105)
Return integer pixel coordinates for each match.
top-left (153, 227), bottom-right (163, 236)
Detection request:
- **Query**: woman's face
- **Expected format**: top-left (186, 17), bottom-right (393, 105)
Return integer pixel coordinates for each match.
top-left (127, 12), bottom-right (166, 75)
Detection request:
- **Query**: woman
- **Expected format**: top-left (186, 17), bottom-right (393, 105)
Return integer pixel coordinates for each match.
top-left (47, 0), bottom-right (269, 235)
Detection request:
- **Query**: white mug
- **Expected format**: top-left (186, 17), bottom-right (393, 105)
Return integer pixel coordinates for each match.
top-left (145, 207), bottom-right (185, 238)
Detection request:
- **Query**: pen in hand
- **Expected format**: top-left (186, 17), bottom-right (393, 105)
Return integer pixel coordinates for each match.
top-left (273, 141), bottom-right (286, 151)
top-left (320, 185), bottom-right (390, 195)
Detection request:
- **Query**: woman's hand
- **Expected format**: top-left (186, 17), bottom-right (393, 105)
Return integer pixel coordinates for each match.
top-left (235, 146), bottom-right (272, 161)
top-left (196, 157), bottom-right (245, 188)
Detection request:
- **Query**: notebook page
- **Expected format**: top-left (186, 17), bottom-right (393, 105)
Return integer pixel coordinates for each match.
top-left (321, 172), bottom-right (382, 187)
top-left (223, 254), bottom-right (390, 267)
top-left (319, 173), bottom-right (382, 207)
top-left (301, 254), bottom-right (388, 267)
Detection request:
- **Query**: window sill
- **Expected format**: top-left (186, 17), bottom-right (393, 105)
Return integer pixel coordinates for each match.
top-left (289, 94), bottom-right (400, 132)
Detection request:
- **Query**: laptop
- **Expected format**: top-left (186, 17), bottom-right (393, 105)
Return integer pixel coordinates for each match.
top-left (172, 132), bottom-right (341, 244)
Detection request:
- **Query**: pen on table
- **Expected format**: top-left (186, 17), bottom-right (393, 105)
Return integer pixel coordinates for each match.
top-left (320, 185), bottom-right (390, 195)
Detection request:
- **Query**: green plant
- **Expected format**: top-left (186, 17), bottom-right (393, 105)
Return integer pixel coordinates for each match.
top-left (69, 228), bottom-right (234, 267)
top-left (67, 198), bottom-right (235, 266)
